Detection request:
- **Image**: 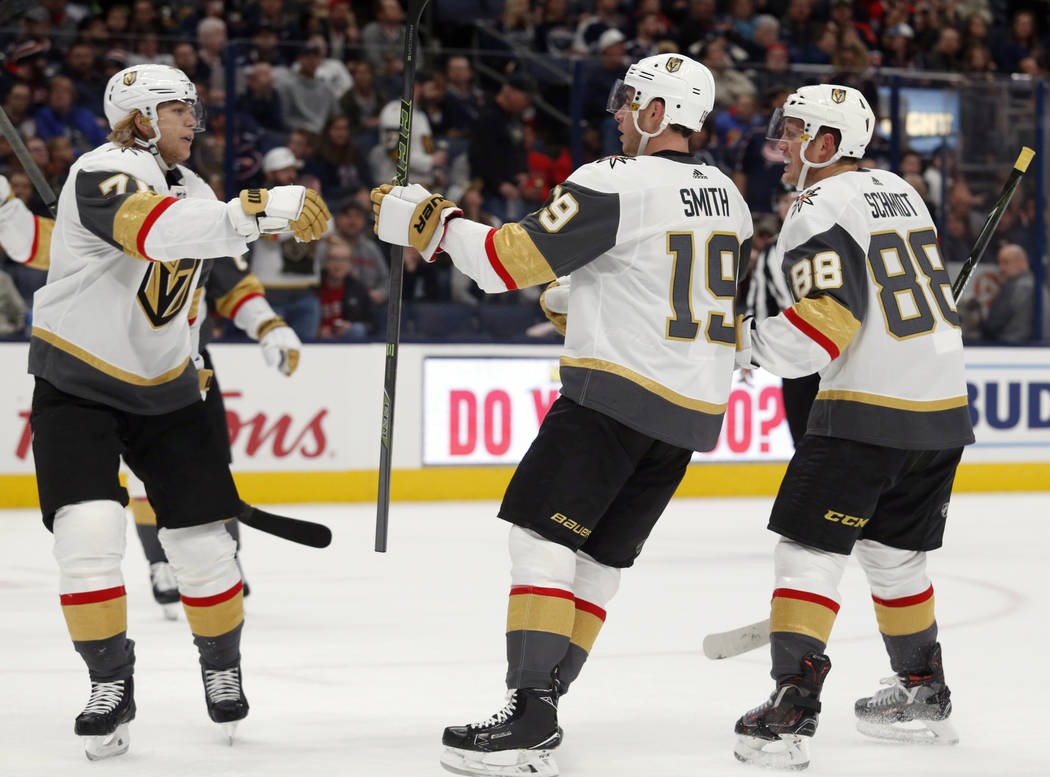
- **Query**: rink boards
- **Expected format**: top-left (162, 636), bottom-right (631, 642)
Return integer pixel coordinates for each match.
top-left (1, 342), bottom-right (1047, 507)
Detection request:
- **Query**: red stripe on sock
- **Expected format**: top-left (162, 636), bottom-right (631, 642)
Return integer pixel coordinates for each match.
top-left (773, 587), bottom-right (840, 613)
top-left (60, 586), bottom-right (126, 606)
top-left (484, 228), bottom-right (518, 290)
top-left (181, 580), bottom-right (242, 607)
top-left (509, 585), bottom-right (574, 601)
top-left (574, 597), bottom-right (606, 621)
top-left (872, 585), bottom-right (934, 608)
top-left (784, 307), bottom-right (840, 359)
top-left (136, 196), bottom-right (179, 261)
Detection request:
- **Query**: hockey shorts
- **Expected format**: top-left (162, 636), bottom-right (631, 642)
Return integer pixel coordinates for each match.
top-left (201, 347), bottom-right (233, 465)
top-left (31, 378), bottom-right (242, 531)
top-left (498, 396), bottom-right (692, 568)
top-left (768, 434), bottom-right (964, 555)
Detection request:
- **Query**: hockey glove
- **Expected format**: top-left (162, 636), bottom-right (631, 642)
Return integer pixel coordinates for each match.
top-left (0, 175), bottom-right (12, 204)
top-left (735, 314), bottom-right (759, 370)
top-left (227, 187), bottom-right (332, 243)
top-left (539, 276), bottom-right (570, 336)
top-left (370, 183), bottom-right (462, 262)
top-left (258, 316), bottom-right (301, 376)
top-left (192, 353), bottom-right (213, 400)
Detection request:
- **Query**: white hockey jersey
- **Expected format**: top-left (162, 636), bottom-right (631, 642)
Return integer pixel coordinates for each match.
top-left (749, 167), bottom-right (974, 449)
top-left (441, 151), bottom-right (754, 451)
top-left (28, 143), bottom-right (251, 414)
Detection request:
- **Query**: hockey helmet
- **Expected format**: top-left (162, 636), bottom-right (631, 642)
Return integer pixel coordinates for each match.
top-left (607, 53), bottom-right (716, 133)
top-left (104, 64), bottom-right (204, 134)
top-left (767, 84), bottom-right (874, 160)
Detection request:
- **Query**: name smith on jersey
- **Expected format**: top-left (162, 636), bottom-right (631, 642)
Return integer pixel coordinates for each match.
top-left (679, 186), bottom-right (732, 218)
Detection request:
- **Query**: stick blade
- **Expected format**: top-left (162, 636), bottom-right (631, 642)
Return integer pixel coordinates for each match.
top-left (702, 618), bottom-right (771, 660)
top-left (238, 505), bottom-right (333, 548)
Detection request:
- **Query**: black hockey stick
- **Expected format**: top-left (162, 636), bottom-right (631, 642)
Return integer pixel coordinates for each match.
top-left (237, 503), bottom-right (332, 548)
top-left (375, 0), bottom-right (430, 553)
top-left (951, 146), bottom-right (1035, 302)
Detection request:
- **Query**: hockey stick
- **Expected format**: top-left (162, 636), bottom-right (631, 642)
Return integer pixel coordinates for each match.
top-left (0, 106), bottom-right (58, 217)
top-left (951, 146), bottom-right (1035, 302)
top-left (237, 503), bottom-right (332, 548)
top-left (375, 0), bottom-right (429, 553)
top-left (702, 618), bottom-right (770, 659)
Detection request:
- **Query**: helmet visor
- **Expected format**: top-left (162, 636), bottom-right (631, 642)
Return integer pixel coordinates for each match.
top-left (766, 107), bottom-right (805, 143)
top-left (189, 99), bottom-right (206, 133)
top-left (606, 79), bottom-right (637, 116)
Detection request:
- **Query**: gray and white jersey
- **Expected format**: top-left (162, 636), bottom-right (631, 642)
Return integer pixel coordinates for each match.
top-left (749, 168), bottom-right (974, 449)
top-left (441, 150), bottom-right (754, 452)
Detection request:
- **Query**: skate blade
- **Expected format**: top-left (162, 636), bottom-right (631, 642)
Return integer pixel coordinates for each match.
top-left (856, 717), bottom-right (959, 745)
top-left (161, 603), bottom-right (180, 621)
top-left (733, 734), bottom-right (811, 770)
top-left (84, 723), bottom-right (131, 761)
top-left (222, 721), bottom-right (239, 745)
top-left (440, 745), bottom-right (558, 777)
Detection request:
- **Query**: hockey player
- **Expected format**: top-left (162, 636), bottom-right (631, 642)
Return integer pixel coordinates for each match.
top-left (26, 64), bottom-right (329, 760)
top-left (0, 177), bottom-right (301, 618)
top-left (733, 84), bottom-right (973, 769)
top-left (372, 53), bottom-right (752, 777)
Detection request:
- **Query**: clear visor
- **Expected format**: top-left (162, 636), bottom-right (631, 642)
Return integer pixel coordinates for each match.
top-left (766, 108), bottom-right (805, 143)
top-left (159, 98), bottom-right (207, 133)
top-left (606, 79), bottom-right (638, 115)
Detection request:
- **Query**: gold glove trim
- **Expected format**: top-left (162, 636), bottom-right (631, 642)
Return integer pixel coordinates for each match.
top-left (239, 188), bottom-right (269, 216)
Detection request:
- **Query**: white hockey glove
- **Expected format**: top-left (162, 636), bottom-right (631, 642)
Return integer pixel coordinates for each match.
top-left (539, 276), bottom-right (570, 335)
top-left (0, 174), bottom-right (11, 204)
top-left (226, 187), bottom-right (332, 243)
top-left (258, 316), bottom-right (301, 376)
top-left (370, 183), bottom-right (462, 262)
top-left (735, 314), bottom-right (759, 370)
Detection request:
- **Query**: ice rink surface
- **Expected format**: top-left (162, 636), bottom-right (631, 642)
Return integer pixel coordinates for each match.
top-left (1, 492), bottom-right (1046, 777)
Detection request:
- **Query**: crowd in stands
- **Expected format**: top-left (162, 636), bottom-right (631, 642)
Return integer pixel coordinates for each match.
top-left (0, 0), bottom-right (1047, 343)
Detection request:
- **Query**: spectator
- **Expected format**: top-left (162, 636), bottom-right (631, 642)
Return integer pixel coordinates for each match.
top-left (295, 34), bottom-right (353, 100)
top-left (713, 92), bottom-right (763, 161)
top-left (127, 31), bottom-right (175, 69)
top-left (993, 10), bottom-right (1042, 74)
top-left (418, 70), bottom-right (452, 138)
top-left (361, 0), bottom-right (413, 79)
top-left (340, 60), bottom-right (389, 137)
top-left (196, 17), bottom-right (228, 94)
top-left (573, 0), bottom-right (627, 54)
top-left (324, 0), bottom-right (360, 61)
top-left (44, 136), bottom-right (75, 188)
top-left (317, 236), bottom-right (374, 340)
top-left (248, 147), bottom-right (322, 340)
top-left (582, 29), bottom-right (629, 126)
top-left (676, 0), bottom-right (717, 53)
top-left (9, 41), bottom-right (54, 107)
top-left (61, 42), bottom-right (105, 111)
top-left (0, 265), bottom-right (27, 336)
top-left (881, 23), bottom-right (919, 69)
top-left (442, 55), bottom-right (484, 139)
top-left (401, 245), bottom-right (450, 301)
top-left (699, 35), bottom-right (756, 111)
top-left (733, 89), bottom-right (789, 214)
top-left (961, 12), bottom-right (990, 53)
top-left (244, 0), bottom-right (303, 44)
top-left (332, 198), bottom-right (389, 305)
top-left (828, 0), bottom-right (877, 49)
top-left (798, 21), bottom-right (838, 65)
top-left (287, 128), bottom-right (316, 165)
top-left (33, 76), bottom-right (107, 157)
top-left (940, 211), bottom-right (972, 266)
top-left (308, 114), bottom-right (368, 201)
top-left (236, 62), bottom-right (285, 134)
top-left (921, 27), bottom-right (963, 72)
top-left (627, 13), bottom-right (669, 61)
top-left (247, 23), bottom-right (287, 67)
top-left (963, 42), bottom-right (996, 77)
top-left (780, 0), bottom-right (822, 60)
top-left (370, 86), bottom-right (446, 188)
top-left (3, 82), bottom-right (38, 140)
top-left (739, 14), bottom-right (780, 63)
top-left (275, 43), bottom-right (337, 135)
top-left (172, 41), bottom-right (210, 86)
top-left (533, 0), bottom-right (576, 56)
top-left (980, 244), bottom-right (1049, 342)
top-left (468, 73), bottom-right (532, 222)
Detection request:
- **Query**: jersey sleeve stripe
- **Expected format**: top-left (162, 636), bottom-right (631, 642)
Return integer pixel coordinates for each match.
top-left (135, 194), bottom-right (179, 261)
top-left (111, 191), bottom-right (177, 261)
top-left (784, 307), bottom-right (839, 358)
top-left (784, 294), bottom-right (861, 359)
top-left (489, 223), bottom-right (557, 289)
top-left (484, 227), bottom-right (517, 289)
top-left (215, 277), bottom-right (266, 320)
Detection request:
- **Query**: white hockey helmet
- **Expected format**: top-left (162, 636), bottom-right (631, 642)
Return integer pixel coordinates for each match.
top-left (104, 65), bottom-right (204, 164)
top-left (607, 53), bottom-right (715, 154)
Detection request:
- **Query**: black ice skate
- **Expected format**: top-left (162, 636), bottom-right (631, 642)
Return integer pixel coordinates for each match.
top-left (441, 687), bottom-right (562, 777)
top-left (734, 653), bottom-right (831, 770)
top-left (149, 561), bottom-right (180, 620)
top-left (854, 642), bottom-right (957, 745)
top-left (74, 676), bottom-right (136, 761)
top-left (202, 664), bottom-right (249, 744)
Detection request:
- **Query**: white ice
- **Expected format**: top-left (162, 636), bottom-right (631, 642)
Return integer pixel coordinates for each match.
top-left (1, 493), bottom-right (1046, 776)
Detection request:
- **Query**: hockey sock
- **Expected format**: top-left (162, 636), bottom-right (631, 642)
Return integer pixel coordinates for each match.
top-left (130, 499), bottom-right (168, 564)
top-left (159, 523), bottom-right (244, 669)
top-left (872, 587), bottom-right (938, 673)
top-left (556, 551), bottom-right (620, 692)
top-left (505, 526), bottom-right (576, 690)
top-left (54, 500), bottom-right (136, 682)
top-left (223, 516), bottom-right (242, 552)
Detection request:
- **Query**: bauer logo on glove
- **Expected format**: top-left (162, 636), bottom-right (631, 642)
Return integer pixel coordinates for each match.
top-left (372, 183), bottom-right (462, 262)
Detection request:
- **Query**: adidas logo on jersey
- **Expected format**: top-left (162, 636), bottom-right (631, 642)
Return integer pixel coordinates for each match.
top-left (693, 169), bottom-right (708, 179)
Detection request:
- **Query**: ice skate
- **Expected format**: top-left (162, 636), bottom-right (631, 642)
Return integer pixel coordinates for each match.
top-left (441, 687), bottom-right (561, 777)
top-left (734, 653), bottom-right (831, 770)
top-left (149, 561), bottom-right (180, 620)
top-left (75, 677), bottom-right (135, 761)
top-left (855, 642), bottom-right (957, 745)
top-left (202, 664), bottom-right (249, 744)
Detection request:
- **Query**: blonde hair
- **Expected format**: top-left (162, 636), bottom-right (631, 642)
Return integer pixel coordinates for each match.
top-left (106, 110), bottom-right (152, 148)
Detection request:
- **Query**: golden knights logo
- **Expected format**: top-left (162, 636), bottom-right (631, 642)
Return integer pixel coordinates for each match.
top-left (791, 186), bottom-right (821, 216)
top-left (665, 57), bottom-right (683, 73)
top-left (831, 88), bottom-right (846, 104)
top-left (123, 71), bottom-right (138, 86)
top-left (137, 258), bottom-right (199, 328)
